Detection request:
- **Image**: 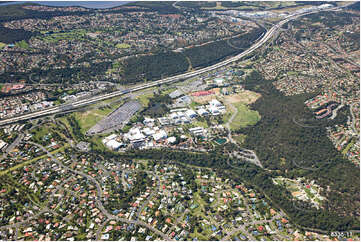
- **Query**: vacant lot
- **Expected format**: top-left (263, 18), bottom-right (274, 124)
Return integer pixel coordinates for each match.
top-left (224, 90), bottom-right (261, 105)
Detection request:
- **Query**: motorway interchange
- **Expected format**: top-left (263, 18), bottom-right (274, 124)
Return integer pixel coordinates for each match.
top-left (0, 3), bottom-right (347, 127)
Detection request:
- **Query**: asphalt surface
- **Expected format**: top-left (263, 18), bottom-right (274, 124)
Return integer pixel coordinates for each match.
top-left (26, 141), bottom-right (172, 240)
top-left (0, 4), bottom-right (348, 127)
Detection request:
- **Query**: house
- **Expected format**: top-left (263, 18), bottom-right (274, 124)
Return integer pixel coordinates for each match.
top-left (169, 90), bottom-right (184, 99)
top-left (189, 127), bottom-right (205, 136)
top-left (214, 78), bottom-right (225, 86)
top-left (158, 117), bottom-right (170, 126)
top-left (101, 234), bottom-right (109, 240)
top-left (209, 106), bottom-right (220, 115)
top-left (167, 137), bottom-right (177, 144)
top-left (181, 116), bottom-right (190, 123)
top-left (197, 108), bottom-right (209, 116)
top-left (170, 112), bottom-right (179, 120)
top-left (209, 99), bottom-right (222, 107)
top-left (142, 127), bottom-right (156, 136)
top-left (143, 117), bottom-right (155, 127)
top-left (0, 140), bottom-right (7, 150)
top-left (177, 112), bottom-right (185, 119)
top-left (153, 130), bottom-right (167, 141)
top-left (185, 109), bottom-right (197, 119)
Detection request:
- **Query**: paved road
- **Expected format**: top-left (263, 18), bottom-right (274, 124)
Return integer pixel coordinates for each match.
top-left (135, 172), bottom-right (160, 221)
top-left (0, 207), bottom-right (50, 230)
top-left (96, 219), bottom-right (109, 240)
top-left (28, 141), bottom-right (172, 240)
top-left (221, 213), bottom-right (283, 240)
top-left (350, 102), bottom-right (359, 137)
top-left (0, 133), bottom-right (25, 163)
top-left (225, 103), bottom-right (238, 144)
top-left (0, 4), bottom-right (348, 127)
top-left (329, 103), bottom-right (344, 120)
top-left (225, 103), bottom-right (263, 168)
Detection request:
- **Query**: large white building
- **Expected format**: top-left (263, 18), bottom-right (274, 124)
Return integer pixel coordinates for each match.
top-left (0, 140), bottom-right (7, 150)
top-left (102, 134), bottom-right (118, 144)
top-left (106, 140), bottom-right (123, 150)
top-left (125, 127), bottom-right (145, 143)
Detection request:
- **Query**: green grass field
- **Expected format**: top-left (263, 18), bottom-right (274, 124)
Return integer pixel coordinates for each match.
top-left (41, 29), bottom-right (87, 43)
top-left (224, 102), bottom-right (261, 130)
top-left (31, 123), bottom-right (56, 142)
top-left (116, 43), bottom-right (131, 49)
top-left (233, 134), bottom-right (247, 144)
top-left (342, 138), bottom-right (355, 155)
top-left (15, 40), bottom-right (29, 50)
top-left (0, 42), bottom-right (6, 49)
top-left (136, 92), bottom-right (155, 107)
top-left (71, 97), bottom-right (124, 134)
top-left (72, 106), bottom-right (116, 134)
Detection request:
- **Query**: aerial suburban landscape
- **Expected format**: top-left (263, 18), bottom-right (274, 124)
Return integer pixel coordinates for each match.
top-left (0, 1), bottom-right (359, 241)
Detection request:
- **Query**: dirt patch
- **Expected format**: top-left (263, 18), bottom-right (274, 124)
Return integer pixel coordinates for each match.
top-left (224, 90), bottom-right (261, 105)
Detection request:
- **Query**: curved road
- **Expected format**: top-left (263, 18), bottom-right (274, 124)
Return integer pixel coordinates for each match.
top-left (350, 102), bottom-right (359, 137)
top-left (0, 4), bottom-right (348, 127)
top-left (28, 141), bottom-right (172, 240)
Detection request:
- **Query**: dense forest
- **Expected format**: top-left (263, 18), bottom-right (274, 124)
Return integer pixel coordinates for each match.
top-left (92, 69), bottom-right (360, 232)
top-left (96, 143), bottom-right (359, 232)
top-left (183, 27), bottom-right (265, 69)
top-left (119, 27), bottom-right (264, 84)
top-left (141, 93), bottom-right (172, 117)
top-left (0, 61), bottom-right (112, 84)
top-left (120, 51), bottom-right (189, 84)
top-left (0, 25), bottom-right (35, 44)
top-left (237, 70), bottom-right (360, 222)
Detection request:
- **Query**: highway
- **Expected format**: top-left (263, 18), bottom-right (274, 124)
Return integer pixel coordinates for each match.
top-left (0, 4), bottom-right (348, 127)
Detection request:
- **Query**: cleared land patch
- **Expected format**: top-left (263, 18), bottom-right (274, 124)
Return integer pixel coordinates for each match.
top-left (224, 90), bottom-right (261, 105)
top-left (116, 43), bottom-right (131, 48)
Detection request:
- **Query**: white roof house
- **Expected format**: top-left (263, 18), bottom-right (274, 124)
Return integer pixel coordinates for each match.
top-left (185, 109), bottom-right (197, 118)
top-left (167, 137), bottom-right (177, 144)
top-left (158, 117), bottom-right (170, 126)
top-left (214, 78), bottom-right (225, 86)
top-left (209, 99), bottom-right (222, 107)
top-left (181, 116), bottom-right (190, 123)
top-left (177, 112), bottom-right (185, 118)
top-left (197, 108), bottom-right (209, 116)
top-left (189, 127), bottom-right (205, 136)
top-left (143, 117), bottom-right (155, 126)
top-left (0, 140), bottom-right (7, 150)
top-left (170, 112), bottom-right (179, 120)
top-left (153, 130), bottom-right (167, 141)
top-left (209, 106), bottom-right (221, 115)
